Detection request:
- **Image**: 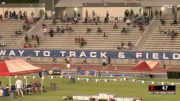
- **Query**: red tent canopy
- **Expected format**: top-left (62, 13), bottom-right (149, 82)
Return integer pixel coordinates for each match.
top-left (0, 59), bottom-right (42, 76)
top-left (132, 61), bottom-right (159, 71)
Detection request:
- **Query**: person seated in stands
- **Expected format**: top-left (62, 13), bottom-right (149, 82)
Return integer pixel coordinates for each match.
top-left (121, 26), bottom-right (128, 33)
top-left (171, 18), bottom-right (178, 26)
top-left (23, 43), bottom-right (32, 48)
top-left (0, 15), bottom-right (2, 21)
top-left (104, 17), bottom-right (109, 23)
top-left (43, 28), bottom-right (48, 36)
top-left (160, 18), bottom-right (165, 26)
top-left (53, 19), bottom-right (56, 25)
top-left (31, 35), bottom-right (35, 41)
top-left (42, 24), bottom-right (47, 28)
top-left (25, 34), bottom-right (29, 43)
top-left (80, 40), bottom-right (87, 47)
top-left (75, 37), bottom-right (78, 43)
top-left (18, 29), bottom-right (22, 35)
top-left (77, 36), bottom-right (81, 43)
top-left (73, 17), bottom-right (78, 24)
top-left (68, 27), bottom-right (73, 33)
top-left (84, 17), bottom-right (88, 23)
top-left (139, 24), bottom-right (144, 31)
top-left (166, 29), bottom-right (172, 36)
top-left (86, 28), bottom-right (92, 33)
top-left (0, 41), bottom-right (5, 47)
top-left (117, 42), bottom-right (125, 50)
top-left (170, 30), bottom-right (177, 40)
top-left (97, 27), bottom-right (102, 33)
top-left (49, 28), bottom-right (54, 37)
top-left (126, 19), bottom-right (131, 25)
top-left (103, 32), bottom-right (108, 39)
top-left (113, 22), bottom-right (118, 30)
top-left (127, 41), bottom-right (133, 49)
top-left (61, 27), bottom-right (65, 33)
top-left (80, 37), bottom-right (87, 47)
top-left (56, 26), bottom-right (60, 33)
top-left (15, 30), bottom-right (19, 36)
top-left (65, 25), bottom-right (69, 32)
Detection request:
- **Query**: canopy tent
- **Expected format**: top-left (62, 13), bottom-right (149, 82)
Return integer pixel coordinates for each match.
top-left (0, 59), bottom-right (43, 92)
top-left (132, 61), bottom-right (159, 71)
top-left (0, 59), bottom-right (42, 76)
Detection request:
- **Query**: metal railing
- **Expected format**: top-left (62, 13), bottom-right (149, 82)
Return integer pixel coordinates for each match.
top-left (16, 17), bottom-right (44, 48)
top-left (135, 18), bottom-right (155, 47)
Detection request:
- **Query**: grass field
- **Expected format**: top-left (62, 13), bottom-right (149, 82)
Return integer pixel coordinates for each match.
top-left (0, 76), bottom-right (179, 101)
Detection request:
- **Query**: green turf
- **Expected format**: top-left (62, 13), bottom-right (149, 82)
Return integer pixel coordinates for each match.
top-left (0, 76), bottom-right (179, 101)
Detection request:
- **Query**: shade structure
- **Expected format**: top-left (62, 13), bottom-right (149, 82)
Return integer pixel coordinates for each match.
top-left (132, 61), bottom-right (159, 71)
top-left (0, 59), bottom-right (42, 76)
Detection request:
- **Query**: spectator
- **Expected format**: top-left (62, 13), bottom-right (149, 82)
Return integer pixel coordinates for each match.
top-left (52, 56), bottom-right (56, 63)
top-left (25, 34), bottom-right (29, 43)
top-left (85, 10), bottom-right (88, 17)
top-left (130, 9), bottom-right (134, 17)
top-left (31, 11), bottom-right (34, 18)
top-left (121, 26), bottom-right (128, 33)
top-left (139, 24), bottom-right (144, 31)
top-left (106, 11), bottom-right (109, 18)
top-left (159, 10), bottom-right (162, 18)
top-left (15, 30), bottom-right (18, 36)
top-left (103, 32), bottom-right (108, 39)
top-left (121, 42), bottom-right (125, 49)
top-left (53, 19), bottom-right (56, 25)
top-left (75, 37), bottom-right (78, 43)
top-left (113, 22), bottom-right (118, 30)
top-left (155, 10), bottom-right (158, 17)
top-left (160, 18), bottom-right (165, 26)
top-left (18, 29), bottom-right (22, 36)
top-left (0, 15), bottom-right (3, 21)
top-left (128, 41), bottom-right (133, 49)
top-left (171, 18), bottom-right (178, 26)
top-left (107, 56), bottom-right (112, 66)
top-left (92, 10), bottom-right (95, 18)
top-left (86, 28), bottom-right (92, 33)
top-left (102, 59), bottom-right (107, 70)
top-left (81, 57), bottom-right (88, 64)
top-left (43, 28), bottom-right (48, 36)
top-left (97, 27), bottom-right (102, 33)
top-left (61, 27), bottom-right (65, 33)
top-left (15, 79), bottom-right (24, 97)
top-left (35, 34), bottom-right (40, 45)
top-left (0, 41), bottom-right (5, 47)
top-left (124, 9), bottom-right (129, 17)
top-left (49, 28), bottom-right (54, 37)
top-left (42, 24), bottom-right (47, 28)
top-left (56, 26), bottom-right (60, 33)
top-left (68, 27), bottom-right (73, 33)
top-left (26, 56), bottom-right (32, 62)
top-left (31, 35), bottom-right (35, 41)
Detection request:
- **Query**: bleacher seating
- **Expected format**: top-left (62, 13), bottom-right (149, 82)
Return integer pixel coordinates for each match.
top-left (141, 20), bottom-right (180, 51)
top-left (0, 20), bottom-right (25, 48)
top-left (38, 20), bottom-right (144, 50)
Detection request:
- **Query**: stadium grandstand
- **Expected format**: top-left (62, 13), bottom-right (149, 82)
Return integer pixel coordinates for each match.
top-left (0, 0), bottom-right (180, 100)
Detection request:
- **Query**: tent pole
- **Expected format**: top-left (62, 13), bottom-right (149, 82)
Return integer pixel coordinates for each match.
top-left (25, 77), bottom-right (27, 88)
top-left (9, 76), bottom-right (11, 91)
top-left (41, 77), bottom-right (44, 93)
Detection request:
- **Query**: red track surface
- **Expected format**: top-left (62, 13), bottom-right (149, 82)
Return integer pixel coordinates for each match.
top-left (33, 63), bottom-right (180, 74)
